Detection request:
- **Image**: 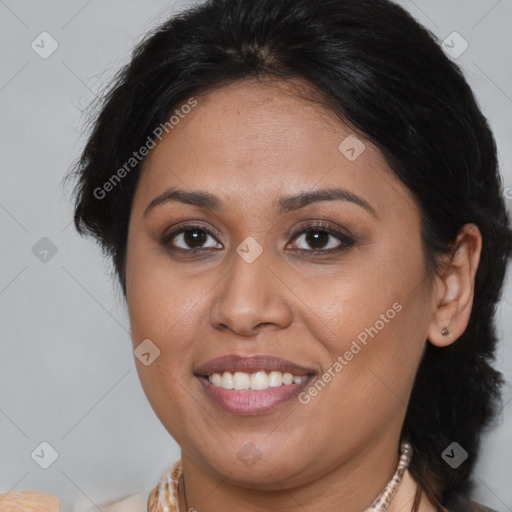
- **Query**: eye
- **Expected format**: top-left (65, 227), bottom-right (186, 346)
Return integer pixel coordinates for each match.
top-left (161, 221), bottom-right (354, 255)
top-left (162, 224), bottom-right (222, 251)
top-left (288, 222), bottom-right (354, 254)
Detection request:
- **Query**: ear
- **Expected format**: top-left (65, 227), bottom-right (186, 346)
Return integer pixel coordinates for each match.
top-left (427, 223), bottom-right (482, 347)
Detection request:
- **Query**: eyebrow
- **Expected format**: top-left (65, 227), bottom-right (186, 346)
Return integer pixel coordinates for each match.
top-left (143, 186), bottom-right (378, 218)
top-left (277, 187), bottom-right (377, 218)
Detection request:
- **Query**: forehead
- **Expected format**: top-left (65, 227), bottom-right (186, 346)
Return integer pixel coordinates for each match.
top-left (134, 79), bottom-right (418, 222)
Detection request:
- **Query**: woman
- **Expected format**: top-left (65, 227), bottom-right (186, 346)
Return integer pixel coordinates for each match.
top-left (69, 0), bottom-right (512, 510)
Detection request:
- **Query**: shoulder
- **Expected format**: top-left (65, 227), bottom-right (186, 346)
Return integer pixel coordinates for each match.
top-left (94, 460), bottom-right (181, 512)
top-left (443, 492), bottom-right (500, 512)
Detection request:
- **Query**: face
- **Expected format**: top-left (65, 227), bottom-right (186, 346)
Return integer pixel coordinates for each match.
top-left (125, 79), bottom-right (435, 489)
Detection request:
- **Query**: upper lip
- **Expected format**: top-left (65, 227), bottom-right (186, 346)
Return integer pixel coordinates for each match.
top-left (195, 355), bottom-right (316, 377)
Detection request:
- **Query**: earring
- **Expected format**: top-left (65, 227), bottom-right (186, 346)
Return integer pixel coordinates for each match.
top-left (441, 327), bottom-right (452, 338)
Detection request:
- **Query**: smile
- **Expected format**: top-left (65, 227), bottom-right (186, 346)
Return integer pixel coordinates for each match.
top-left (195, 354), bottom-right (316, 414)
top-left (207, 370), bottom-right (309, 390)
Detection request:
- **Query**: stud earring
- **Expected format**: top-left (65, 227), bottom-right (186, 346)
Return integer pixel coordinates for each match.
top-left (441, 327), bottom-right (453, 338)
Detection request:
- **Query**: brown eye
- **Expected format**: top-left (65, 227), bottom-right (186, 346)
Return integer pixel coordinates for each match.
top-left (289, 223), bottom-right (354, 253)
top-left (181, 229), bottom-right (208, 248)
top-left (303, 230), bottom-right (331, 250)
top-left (163, 225), bottom-right (222, 251)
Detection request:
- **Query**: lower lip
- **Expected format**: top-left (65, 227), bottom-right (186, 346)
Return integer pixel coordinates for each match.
top-left (198, 376), bottom-right (314, 415)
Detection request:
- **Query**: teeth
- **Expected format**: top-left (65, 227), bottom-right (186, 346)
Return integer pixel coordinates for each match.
top-left (283, 372), bottom-right (294, 385)
top-left (208, 371), bottom-right (309, 391)
top-left (233, 372), bottom-right (250, 390)
top-left (210, 373), bottom-right (222, 387)
top-left (268, 371), bottom-right (283, 387)
top-left (250, 371), bottom-right (268, 390)
top-left (221, 372), bottom-right (234, 389)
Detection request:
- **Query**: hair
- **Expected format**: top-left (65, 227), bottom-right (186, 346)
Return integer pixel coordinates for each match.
top-left (69, 0), bottom-right (512, 509)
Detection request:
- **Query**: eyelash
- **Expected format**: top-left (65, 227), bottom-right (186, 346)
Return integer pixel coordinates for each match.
top-left (161, 221), bottom-right (355, 256)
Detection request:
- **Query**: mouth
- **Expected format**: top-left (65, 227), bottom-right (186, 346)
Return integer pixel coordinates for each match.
top-left (194, 355), bottom-right (316, 415)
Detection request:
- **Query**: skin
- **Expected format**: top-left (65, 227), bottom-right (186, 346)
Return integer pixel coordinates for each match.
top-left (125, 79), bottom-right (482, 512)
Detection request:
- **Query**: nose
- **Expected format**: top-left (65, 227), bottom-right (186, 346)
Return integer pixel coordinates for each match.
top-left (208, 247), bottom-right (293, 337)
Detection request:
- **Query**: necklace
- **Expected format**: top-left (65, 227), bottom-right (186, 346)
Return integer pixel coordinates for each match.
top-left (147, 441), bottom-right (413, 512)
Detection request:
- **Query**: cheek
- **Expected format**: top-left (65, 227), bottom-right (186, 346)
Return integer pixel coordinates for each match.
top-left (126, 235), bottom-right (190, 343)
top-left (126, 244), bottom-right (204, 438)
top-left (125, 238), bottom-right (213, 405)
top-left (128, 275), bottom-right (211, 345)
top-left (288, 257), bottom-right (421, 353)
top-left (293, 239), bottom-right (428, 399)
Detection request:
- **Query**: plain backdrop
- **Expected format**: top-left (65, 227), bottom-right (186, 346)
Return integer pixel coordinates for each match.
top-left (1, 1), bottom-right (511, 511)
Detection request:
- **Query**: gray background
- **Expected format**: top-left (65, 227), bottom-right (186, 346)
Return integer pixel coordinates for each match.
top-left (1, 1), bottom-right (511, 511)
